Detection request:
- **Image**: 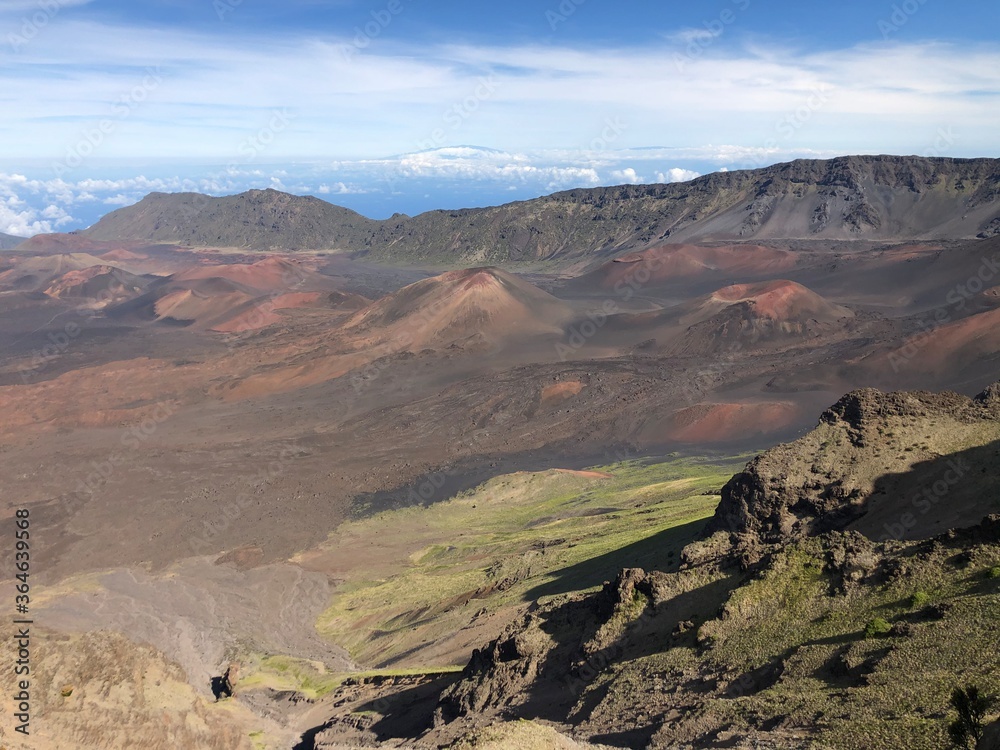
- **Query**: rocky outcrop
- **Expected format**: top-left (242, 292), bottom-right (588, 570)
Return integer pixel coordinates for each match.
top-left (435, 568), bottom-right (664, 726)
top-left (707, 382), bottom-right (1000, 546)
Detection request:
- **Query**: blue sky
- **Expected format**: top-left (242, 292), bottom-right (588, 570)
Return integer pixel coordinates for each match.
top-left (1, 0), bottom-right (998, 233)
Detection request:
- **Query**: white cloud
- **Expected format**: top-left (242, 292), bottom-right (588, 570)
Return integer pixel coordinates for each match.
top-left (0, 144), bottom-right (718, 234)
top-left (367, 147), bottom-right (603, 187)
top-left (0, 171), bottom-right (212, 235)
top-left (317, 182), bottom-right (366, 195)
top-left (0, 19), bottom-right (996, 161)
top-left (610, 168), bottom-right (643, 184)
top-left (656, 168), bottom-right (701, 183)
top-left (40, 203), bottom-right (70, 220)
top-left (0, 199), bottom-right (72, 236)
top-left (667, 28), bottom-right (723, 44)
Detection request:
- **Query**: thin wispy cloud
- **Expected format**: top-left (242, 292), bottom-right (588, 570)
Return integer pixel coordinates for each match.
top-left (666, 27), bottom-right (724, 44)
top-left (0, 1), bottom-right (996, 233)
top-left (0, 0), bottom-right (92, 10)
top-left (2, 17), bottom-right (996, 164)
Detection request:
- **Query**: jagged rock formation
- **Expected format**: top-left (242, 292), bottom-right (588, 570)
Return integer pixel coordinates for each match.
top-left (407, 515), bottom-right (1000, 750)
top-left (707, 383), bottom-right (1000, 548)
top-left (435, 567), bottom-right (690, 728)
top-left (408, 515), bottom-right (1000, 750)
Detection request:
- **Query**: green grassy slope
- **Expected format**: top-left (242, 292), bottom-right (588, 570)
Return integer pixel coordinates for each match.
top-left (578, 531), bottom-right (1000, 749)
top-left (308, 456), bottom-right (749, 668)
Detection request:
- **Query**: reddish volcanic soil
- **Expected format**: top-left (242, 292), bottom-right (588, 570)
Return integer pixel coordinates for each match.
top-left (99, 248), bottom-right (148, 263)
top-left (1, 235), bottom-right (999, 748)
top-left (219, 267), bottom-right (578, 398)
top-left (15, 232), bottom-right (140, 255)
top-left (868, 306), bottom-right (1000, 387)
top-left (587, 277), bottom-right (858, 359)
top-left (208, 291), bottom-right (353, 333)
top-left (0, 357), bottom-right (196, 435)
top-left (98, 255), bottom-right (357, 334)
top-left (646, 401), bottom-right (802, 444)
top-left (0, 252), bottom-right (110, 288)
top-left (43, 265), bottom-right (148, 301)
top-left (581, 244), bottom-right (798, 290)
top-left (540, 380), bottom-right (586, 406)
top-left (683, 279), bottom-right (854, 325)
top-left (153, 286), bottom-right (258, 326)
top-left (345, 267), bottom-right (574, 344)
top-left (0, 237), bottom-right (997, 697)
top-left (174, 257), bottom-right (315, 291)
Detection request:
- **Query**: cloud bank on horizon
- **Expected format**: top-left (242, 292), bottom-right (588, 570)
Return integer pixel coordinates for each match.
top-left (0, 0), bottom-right (997, 235)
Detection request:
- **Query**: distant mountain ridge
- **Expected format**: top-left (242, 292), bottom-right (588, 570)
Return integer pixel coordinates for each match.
top-left (83, 155), bottom-right (1000, 263)
top-left (0, 231), bottom-right (24, 249)
top-left (85, 189), bottom-right (376, 251)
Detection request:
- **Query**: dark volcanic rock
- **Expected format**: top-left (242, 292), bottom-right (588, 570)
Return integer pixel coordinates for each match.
top-left (707, 382), bottom-right (1000, 546)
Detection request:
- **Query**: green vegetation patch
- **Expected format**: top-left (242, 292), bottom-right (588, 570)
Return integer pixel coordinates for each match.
top-left (607, 536), bottom-right (1000, 750)
top-left (314, 454), bottom-right (749, 667)
top-left (236, 655), bottom-right (343, 700)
